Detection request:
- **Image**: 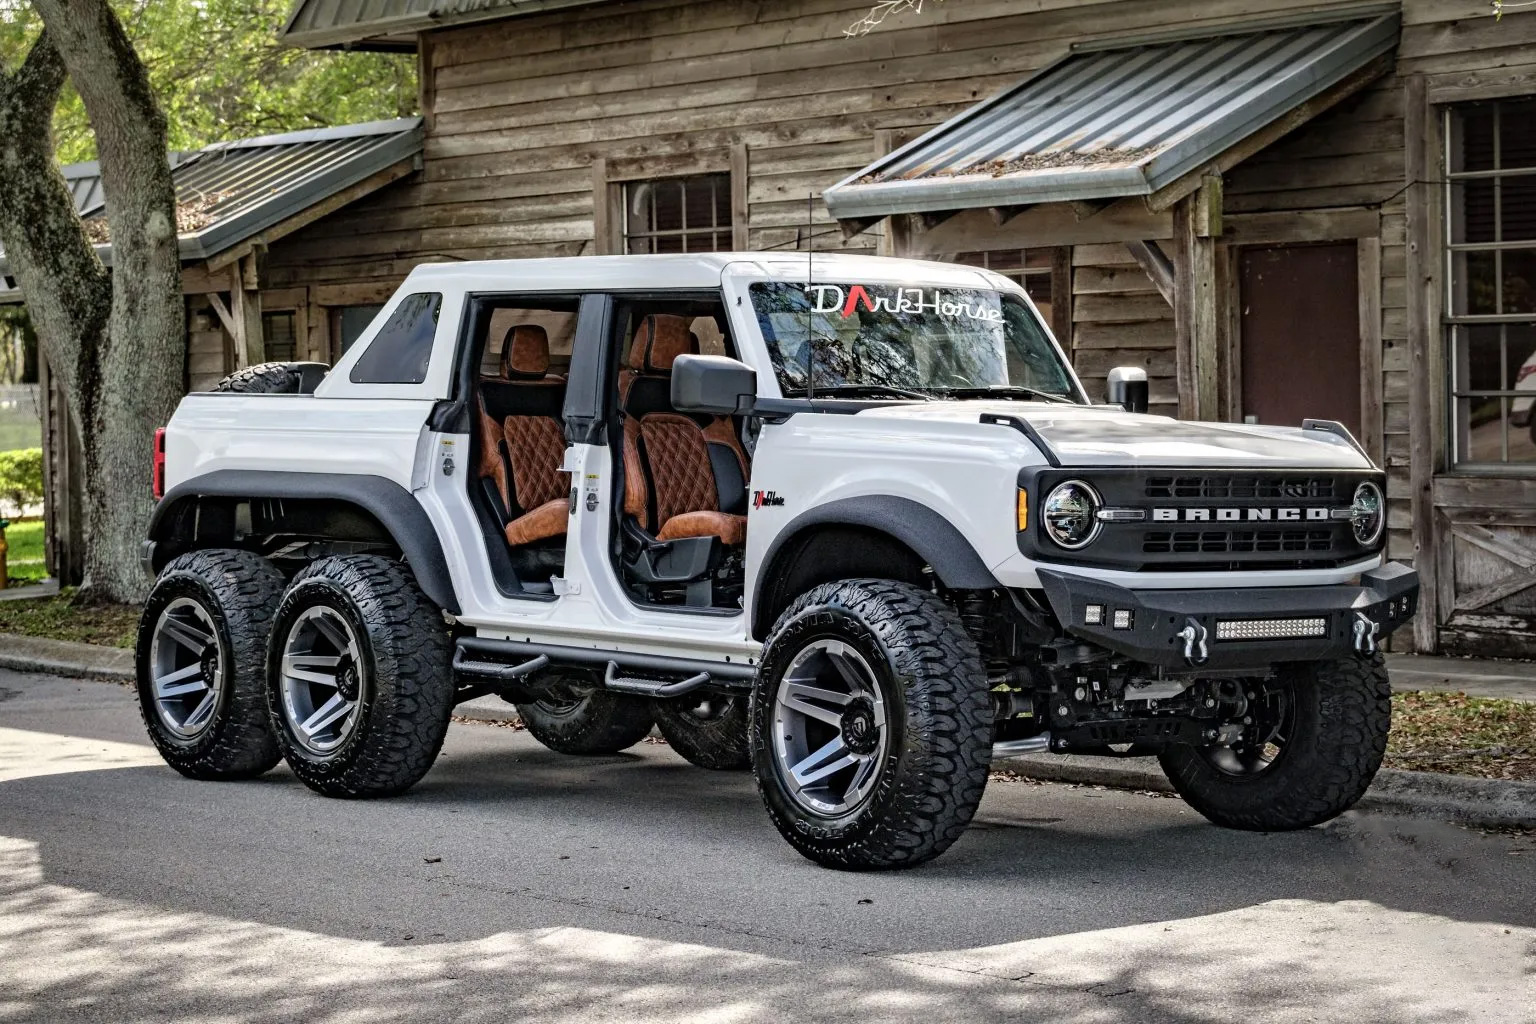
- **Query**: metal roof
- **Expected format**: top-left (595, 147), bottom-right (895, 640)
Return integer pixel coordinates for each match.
top-left (1, 118), bottom-right (421, 300)
top-left (823, 13), bottom-right (1399, 222)
top-left (280, 0), bottom-right (618, 51)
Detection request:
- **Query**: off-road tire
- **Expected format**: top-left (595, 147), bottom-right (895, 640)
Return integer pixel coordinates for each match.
top-left (652, 695), bottom-right (751, 770)
top-left (516, 676), bottom-right (654, 755)
top-left (1158, 655), bottom-right (1391, 831)
top-left (266, 555), bottom-right (453, 798)
top-left (750, 579), bottom-right (993, 870)
top-left (135, 549), bottom-right (285, 780)
top-left (214, 361), bottom-right (327, 394)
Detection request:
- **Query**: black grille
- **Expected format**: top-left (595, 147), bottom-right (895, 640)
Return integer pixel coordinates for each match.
top-left (1142, 529), bottom-right (1334, 555)
top-left (1143, 475), bottom-right (1340, 501)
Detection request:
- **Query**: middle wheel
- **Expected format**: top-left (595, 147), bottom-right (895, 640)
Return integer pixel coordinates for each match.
top-left (515, 671), bottom-right (655, 755)
top-left (266, 554), bottom-right (454, 798)
top-left (651, 694), bottom-right (751, 770)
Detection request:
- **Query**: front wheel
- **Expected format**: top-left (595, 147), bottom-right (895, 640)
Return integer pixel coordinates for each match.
top-left (266, 555), bottom-right (454, 798)
top-left (1158, 655), bottom-right (1391, 831)
top-left (750, 579), bottom-right (993, 870)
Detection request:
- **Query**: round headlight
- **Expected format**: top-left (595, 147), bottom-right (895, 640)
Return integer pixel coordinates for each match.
top-left (1042, 480), bottom-right (1101, 549)
top-left (1350, 481), bottom-right (1385, 547)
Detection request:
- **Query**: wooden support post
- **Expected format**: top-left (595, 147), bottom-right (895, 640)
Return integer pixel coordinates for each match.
top-left (228, 259), bottom-right (262, 369)
top-left (730, 142), bottom-right (750, 251)
top-left (1050, 246), bottom-right (1073, 351)
top-left (1404, 74), bottom-right (1438, 653)
top-left (1173, 189), bottom-right (1220, 421)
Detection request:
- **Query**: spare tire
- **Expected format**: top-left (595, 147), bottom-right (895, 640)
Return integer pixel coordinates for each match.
top-left (214, 361), bottom-right (329, 395)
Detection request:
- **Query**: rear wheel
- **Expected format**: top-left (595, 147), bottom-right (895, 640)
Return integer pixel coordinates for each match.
top-left (516, 673), bottom-right (655, 755)
top-left (750, 579), bottom-right (992, 870)
top-left (135, 549), bottom-right (284, 780)
top-left (267, 555), bottom-right (453, 798)
top-left (1158, 655), bottom-right (1391, 830)
top-left (652, 695), bottom-right (750, 770)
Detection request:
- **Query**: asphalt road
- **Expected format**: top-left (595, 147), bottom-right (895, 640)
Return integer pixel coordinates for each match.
top-left (1, 668), bottom-right (1533, 1024)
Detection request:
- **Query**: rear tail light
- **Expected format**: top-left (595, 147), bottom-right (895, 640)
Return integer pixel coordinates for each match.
top-left (152, 428), bottom-right (166, 500)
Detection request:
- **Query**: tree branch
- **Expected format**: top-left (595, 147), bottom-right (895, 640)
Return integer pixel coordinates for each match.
top-left (844, 0), bottom-right (944, 37)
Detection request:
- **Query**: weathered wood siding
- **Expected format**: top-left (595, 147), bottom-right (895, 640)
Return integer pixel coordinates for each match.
top-left (1071, 244), bottom-right (1176, 416)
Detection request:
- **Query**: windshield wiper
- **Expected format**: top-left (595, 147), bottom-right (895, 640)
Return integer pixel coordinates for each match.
top-left (785, 384), bottom-right (936, 401)
top-left (935, 385), bottom-right (1076, 405)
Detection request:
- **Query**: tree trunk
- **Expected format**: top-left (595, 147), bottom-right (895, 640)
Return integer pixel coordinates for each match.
top-left (0, 3), bottom-right (184, 603)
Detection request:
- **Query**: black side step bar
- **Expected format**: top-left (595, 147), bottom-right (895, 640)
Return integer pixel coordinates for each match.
top-left (453, 636), bottom-right (755, 695)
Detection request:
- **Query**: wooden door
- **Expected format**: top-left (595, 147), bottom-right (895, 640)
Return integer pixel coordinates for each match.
top-left (1435, 478), bottom-right (1536, 657)
top-left (1238, 243), bottom-right (1361, 434)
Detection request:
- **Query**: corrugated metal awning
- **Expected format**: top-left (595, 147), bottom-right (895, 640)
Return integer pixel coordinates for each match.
top-left (1, 118), bottom-right (421, 299)
top-left (280, 0), bottom-right (618, 51)
top-left (824, 13), bottom-right (1399, 222)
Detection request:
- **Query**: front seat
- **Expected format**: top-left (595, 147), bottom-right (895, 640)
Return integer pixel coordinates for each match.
top-left (620, 314), bottom-right (747, 547)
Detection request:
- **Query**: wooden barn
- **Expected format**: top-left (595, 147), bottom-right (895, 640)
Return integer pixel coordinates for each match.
top-left (19, 0), bottom-right (1536, 657)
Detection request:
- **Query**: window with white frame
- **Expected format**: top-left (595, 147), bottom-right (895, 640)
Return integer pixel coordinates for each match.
top-left (1446, 97), bottom-right (1536, 466)
top-left (623, 174), bottom-right (732, 254)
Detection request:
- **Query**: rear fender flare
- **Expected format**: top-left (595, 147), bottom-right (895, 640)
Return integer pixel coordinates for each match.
top-left (148, 470), bottom-right (459, 614)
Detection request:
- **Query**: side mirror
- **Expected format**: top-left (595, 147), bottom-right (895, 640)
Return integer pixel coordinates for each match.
top-left (671, 354), bottom-right (757, 416)
top-left (1106, 366), bottom-right (1149, 414)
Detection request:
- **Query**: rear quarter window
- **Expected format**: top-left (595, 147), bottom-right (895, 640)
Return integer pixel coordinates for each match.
top-left (349, 292), bottom-right (442, 384)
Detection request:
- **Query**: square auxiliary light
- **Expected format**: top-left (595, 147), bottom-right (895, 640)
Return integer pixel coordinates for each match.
top-left (1112, 609), bottom-right (1133, 630)
top-left (1084, 604), bottom-right (1104, 625)
top-left (1215, 617), bottom-right (1328, 642)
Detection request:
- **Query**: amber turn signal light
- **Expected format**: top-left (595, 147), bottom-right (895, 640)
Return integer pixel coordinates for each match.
top-left (1016, 488), bottom-right (1028, 532)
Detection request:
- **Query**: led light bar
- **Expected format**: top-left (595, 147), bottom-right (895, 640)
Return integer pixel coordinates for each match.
top-left (1215, 617), bottom-right (1328, 642)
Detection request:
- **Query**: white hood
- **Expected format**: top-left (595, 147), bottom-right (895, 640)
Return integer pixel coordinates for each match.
top-left (852, 401), bottom-right (1373, 469)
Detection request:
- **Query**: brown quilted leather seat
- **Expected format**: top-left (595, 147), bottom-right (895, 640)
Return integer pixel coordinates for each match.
top-left (473, 324), bottom-right (570, 547)
top-left (621, 315), bottom-right (748, 546)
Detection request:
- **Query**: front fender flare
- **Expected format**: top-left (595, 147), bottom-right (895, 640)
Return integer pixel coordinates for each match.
top-left (148, 470), bottom-right (459, 614)
top-left (753, 495), bottom-right (999, 622)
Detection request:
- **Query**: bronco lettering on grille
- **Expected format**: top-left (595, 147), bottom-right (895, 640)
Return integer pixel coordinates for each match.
top-left (1151, 508), bottom-right (1332, 522)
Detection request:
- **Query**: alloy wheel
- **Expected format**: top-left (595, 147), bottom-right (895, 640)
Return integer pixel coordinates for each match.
top-left (770, 638), bottom-right (889, 816)
top-left (148, 597), bottom-right (224, 740)
top-left (278, 606), bottom-right (364, 756)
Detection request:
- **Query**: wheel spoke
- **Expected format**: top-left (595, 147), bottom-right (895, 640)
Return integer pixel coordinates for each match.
top-left (310, 614), bottom-right (352, 653)
top-left (182, 692), bottom-right (217, 731)
top-left (778, 681), bottom-right (851, 726)
top-left (825, 647), bottom-right (869, 692)
top-left (283, 654), bottom-right (340, 687)
top-left (299, 693), bottom-right (353, 738)
top-left (154, 662), bottom-right (207, 698)
top-left (159, 616), bottom-right (212, 653)
top-left (789, 736), bottom-right (859, 788)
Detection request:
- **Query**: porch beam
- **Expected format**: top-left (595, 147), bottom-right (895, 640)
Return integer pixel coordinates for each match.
top-left (1124, 240), bottom-right (1175, 307)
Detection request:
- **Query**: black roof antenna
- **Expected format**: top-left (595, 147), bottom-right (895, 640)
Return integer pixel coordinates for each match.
top-left (805, 190), bottom-right (816, 401)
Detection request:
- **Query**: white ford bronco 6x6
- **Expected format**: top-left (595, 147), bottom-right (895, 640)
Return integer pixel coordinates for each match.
top-left (137, 253), bottom-right (1418, 870)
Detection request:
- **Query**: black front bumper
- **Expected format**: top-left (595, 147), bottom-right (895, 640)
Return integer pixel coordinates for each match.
top-left (1037, 561), bottom-right (1418, 672)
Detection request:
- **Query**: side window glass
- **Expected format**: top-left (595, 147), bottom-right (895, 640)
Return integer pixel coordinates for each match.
top-left (350, 292), bottom-right (442, 384)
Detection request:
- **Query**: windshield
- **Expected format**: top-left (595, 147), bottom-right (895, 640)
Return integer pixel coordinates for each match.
top-left (748, 281), bottom-right (1079, 400)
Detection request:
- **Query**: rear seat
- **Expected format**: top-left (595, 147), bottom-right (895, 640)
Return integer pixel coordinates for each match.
top-left (474, 325), bottom-right (571, 548)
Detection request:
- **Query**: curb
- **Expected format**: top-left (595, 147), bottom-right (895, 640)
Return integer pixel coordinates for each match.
top-left (995, 752), bottom-right (1536, 830)
top-left (0, 634), bottom-right (133, 682)
top-left (4, 631), bottom-right (1533, 830)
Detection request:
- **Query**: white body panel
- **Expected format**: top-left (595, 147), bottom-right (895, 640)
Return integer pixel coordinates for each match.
top-left (158, 253), bottom-right (1385, 670)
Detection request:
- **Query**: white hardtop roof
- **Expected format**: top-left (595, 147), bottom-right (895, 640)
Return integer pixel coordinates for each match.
top-left (399, 253), bottom-right (1011, 294)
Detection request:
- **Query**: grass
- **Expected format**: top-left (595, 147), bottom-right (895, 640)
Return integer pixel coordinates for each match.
top-left (3, 518), bottom-right (46, 583)
top-left (0, 588), bottom-right (139, 648)
top-left (1386, 690), bottom-right (1536, 782)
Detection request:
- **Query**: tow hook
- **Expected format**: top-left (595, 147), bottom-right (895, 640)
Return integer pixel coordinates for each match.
top-left (1353, 612), bottom-right (1380, 656)
top-left (1176, 618), bottom-right (1209, 666)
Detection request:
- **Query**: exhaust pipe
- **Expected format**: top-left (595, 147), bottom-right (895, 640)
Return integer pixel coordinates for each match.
top-left (991, 733), bottom-right (1052, 759)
